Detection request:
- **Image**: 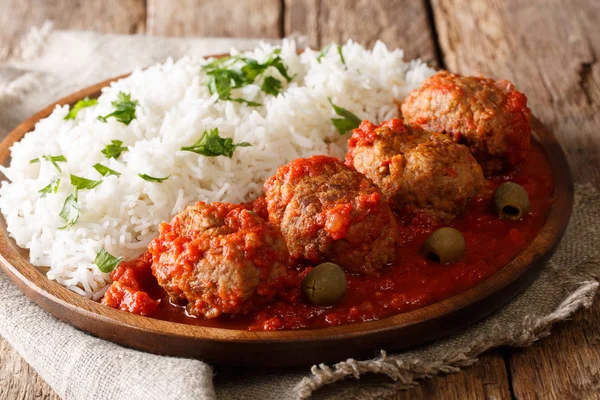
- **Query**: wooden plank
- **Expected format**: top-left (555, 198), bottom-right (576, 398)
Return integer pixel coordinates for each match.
top-left (147, 0), bottom-right (282, 38)
top-left (431, 0), bottom-right (600, 188)
top-left (508, 297), bottom-right (600, 399)
top-left (0, 337), bottom-right (59, 400)
top-left (431, 0), bottom-right (600, 397)
top-left (284, 0), bottom-right (438, 64)
top-left (395, 352), bottom-right (512, 399)
top-left (284, 0), bottom-right (319, 48)
top-left (0, 343), bottom-right (510, 400)
top-left (0, 0), bottom-right (146, 60)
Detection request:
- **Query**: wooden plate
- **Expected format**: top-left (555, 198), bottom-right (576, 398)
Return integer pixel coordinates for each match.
top-left (0, 74), bottom-right (573, 367)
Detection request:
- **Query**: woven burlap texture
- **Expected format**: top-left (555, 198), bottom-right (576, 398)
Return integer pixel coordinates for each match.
top-left (0, 26), bottom-right (598, 400)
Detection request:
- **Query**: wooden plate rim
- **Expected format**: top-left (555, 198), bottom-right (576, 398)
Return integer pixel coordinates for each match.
top-left (0, 71), bottom-right (574, 346)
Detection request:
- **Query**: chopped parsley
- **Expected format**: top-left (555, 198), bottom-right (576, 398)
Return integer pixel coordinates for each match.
top-left (202, 49), bottom-right (294, 105)
top-left (328, 98), bottom-right (362, 134)
top-left (94, 248), bottom-right (122, 273)
top-left (97, 92), bottom-right (139, 125)
top-left (101, 140), bottom-right (128, 159)
top-left (29, 155), bottom-right (67, 173)
top-left (59, 192), bottom-right (79, 230)
top-left (205, 67), bottom-right (257, 105)
top-left (38, 176), bottom-right (60, 196)
top-left (32, 156), bottom-right (65, 197)
top-left (241, 59), bottom-right (270, 82)
top-left (316, 44), bottom-right (332, 63)
top-left (261, 76), bottom-right (283, 96)
top-left (180, 128), bottom-right (251, 158)
top-left (70, 174), bottom-right (103, 190)
top-left (337, 45), bottom-right (346, 66)
top-left (93, 163), bottom-right (121, 177)
top-left (64, 97), bottom-right (98, 120)
top-left (58, 175), bottom-right (102, 229)
top-left (138, 173), bottom-right (170, 183)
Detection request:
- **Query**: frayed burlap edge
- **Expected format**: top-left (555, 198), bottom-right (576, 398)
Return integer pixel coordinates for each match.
top-left (17, 21), bottom-right (53, 60)
top-left (295, 281), bottom-right (598, 399)
top-left (295, 184), bottom-right (600, 399)
top-left (0, 22), bottom-right (52, 105)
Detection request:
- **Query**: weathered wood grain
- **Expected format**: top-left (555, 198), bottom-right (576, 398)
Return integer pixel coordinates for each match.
top-left (284, 0), bottom-right (438, 64)
top-left (284, 0), bottom-right (319, 47)
top-left (396, 352), bottom-right (512, 400)
top-left (147, 0), bottom-right (282, 38)
top-left (0, 0), bottom-right (146, 60)
top-left (432, 0), bottom-right (600, 188)
top-left (431, 0), bottom-right (600, 398)
top-left (0, 337), bottom-right (59, 400)
top-left (508, 297), bottom-right (600, 399)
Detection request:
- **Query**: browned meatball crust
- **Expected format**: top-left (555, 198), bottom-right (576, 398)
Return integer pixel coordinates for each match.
top-left (401, 71), bottom-right (531, 175)
top-left (346, 118), bottom-right (485, 223)
top-left (264, 155), bottom-right (397, 275)
top-left (149, 202), bottom-right (289, 319)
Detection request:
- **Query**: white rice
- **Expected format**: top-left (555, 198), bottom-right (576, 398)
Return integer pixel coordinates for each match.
top-left (0, 40), bottom-right (435, 299)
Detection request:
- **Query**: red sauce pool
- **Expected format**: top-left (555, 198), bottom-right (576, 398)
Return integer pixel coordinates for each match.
top-left (105, 142), bottom-right (554, 330)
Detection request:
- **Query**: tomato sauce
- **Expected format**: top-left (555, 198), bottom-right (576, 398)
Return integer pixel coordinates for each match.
top-left (103, 142), bottom-right (554, 331)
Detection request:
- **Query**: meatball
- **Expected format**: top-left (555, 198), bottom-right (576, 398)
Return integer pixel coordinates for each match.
top-left (149, 202), bottom-right (289, 319)
top-left (101, 252), bottom-right (160, 316)
top-left (346, 118), bottom-right (485, 223)
top-left (401, 71), bottom-right (531, 175)
top-left (264, 155), bottom-right (397, 275)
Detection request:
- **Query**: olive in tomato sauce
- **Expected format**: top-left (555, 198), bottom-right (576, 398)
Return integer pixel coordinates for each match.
top-left (422, 227), bottom-right (466, 264)
top-left (493, 182), bottom-right (530, 220)
top-left (302, 262), bottom-right (347, 306)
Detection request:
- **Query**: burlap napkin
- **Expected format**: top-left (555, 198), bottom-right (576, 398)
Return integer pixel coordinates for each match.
top-left (1, 25), bottom-right (599, 400)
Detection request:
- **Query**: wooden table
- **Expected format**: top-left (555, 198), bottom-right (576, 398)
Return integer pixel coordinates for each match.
top-left (1, 0), bottom-right (599, 398)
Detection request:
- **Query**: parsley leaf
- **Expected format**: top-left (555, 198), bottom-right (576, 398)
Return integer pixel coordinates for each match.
top-left (70, 174), bottom-right (103, 190)
top-left (94, 248), bottom-right (122, 273)
top-left (93, 163), bottom-right (121, 177)
top-left (138, 173), bottom-right (170, 183)
top-left (241, 59), bottom-right (270, 82)
top-left (181, 128), bottom-right (251, 158)
top-left (101, 140), bottom-right (128, 159)
top-left (29, 155), bottom-right (67, 164)
top-left (202, 54), bottom-right (243, 71)
top-left (337, 45), bottom-right (346, 65)
top-left (316, 44), bottom-right (332, 63)
top-left (228, 97), bottom-right (263, 107)
top-left (202, 50), bottom-right (293, 104)
top-left (29, 155), bottom-right (67, 173)
top-left (57, 175), bottom-right (101, 229)
top-left (247, 52), bottom-right (294, 83)
top-left (64, 97), bottom-right (98, 120)
top-left (205, 68), bottom-right (245, 100)
top-left (204, 69), bottom-right (262, 106)
top-left (261, 76), bottom-right (282, 96)
top-left (38, 176), bottom-right (61, 196)
top-left (328, 98), bottom-right (362, 134)
top-left (97, 92), bottom-right (139, 125)
top-left (59, 191), bottom-right (79, 230)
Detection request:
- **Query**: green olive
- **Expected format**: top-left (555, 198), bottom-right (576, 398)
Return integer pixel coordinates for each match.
top-left (302, 262), bottom-right (347, 306)
top-left (493, 182), bottom-right (530, 220)
top-left (423, 227), bottom-right (466, 264)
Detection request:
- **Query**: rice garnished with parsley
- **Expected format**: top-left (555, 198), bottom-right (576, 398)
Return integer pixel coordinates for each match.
top-left (0, 40), bottom-right (435, 299)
